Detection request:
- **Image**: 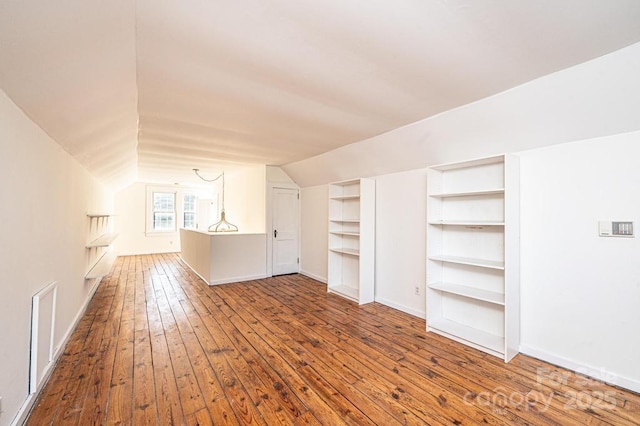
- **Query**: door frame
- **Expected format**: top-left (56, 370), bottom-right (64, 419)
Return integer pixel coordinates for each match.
top-left (266, 182), bottom-right (300, 277)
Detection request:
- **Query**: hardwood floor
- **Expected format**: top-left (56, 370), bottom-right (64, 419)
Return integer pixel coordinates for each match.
top-left (27, 254), bottom-right (640, 425)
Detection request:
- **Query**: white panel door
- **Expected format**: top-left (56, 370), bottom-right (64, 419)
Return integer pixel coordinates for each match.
top-left (273, 187), bottom-right (299, 275)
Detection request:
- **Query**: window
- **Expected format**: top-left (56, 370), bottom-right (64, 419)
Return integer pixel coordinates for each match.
top-left (146, 185), bottom-right (213, 235)
top-left (183, 194), bottom-right (197, 229)
top-left (152, 192), bottom-right (176, 231)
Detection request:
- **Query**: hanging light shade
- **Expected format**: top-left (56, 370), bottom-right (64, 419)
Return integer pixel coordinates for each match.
top-left (208, 210), bottom-right (238, 232)
top-left (193, 168), bottom-right (238, 232)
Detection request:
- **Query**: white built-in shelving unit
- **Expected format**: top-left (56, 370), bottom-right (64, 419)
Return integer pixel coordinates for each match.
top-left (327, 178), bottom-right (375, 304)
top-left (426, 154), bottom-right (520, 362)
top-left (85, 213), bottom-right (118, 279)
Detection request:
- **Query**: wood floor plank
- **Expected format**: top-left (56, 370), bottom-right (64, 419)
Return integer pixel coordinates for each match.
top-left (219, 283), bottom-right (397, 425)
top-left (105, 261), bottom-right (136, 425)
top-left (251, 278), bottom-right (508, 425)
top-left (77, 267), bottom-right (127, 425)
top-left (132, 262), bottom-right (159, 426)
top-left (144, 271), bottom-right (186, 426)
top-left (26, 254), bottom-right (640, 426)
top-left (154, 255), bottom-right (267, 425)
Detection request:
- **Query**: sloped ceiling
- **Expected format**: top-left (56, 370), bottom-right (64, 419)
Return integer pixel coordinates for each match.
top-left (2, 1), bottom-right (640, 188)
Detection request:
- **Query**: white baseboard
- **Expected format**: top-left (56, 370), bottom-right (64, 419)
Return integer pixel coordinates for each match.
top-left (11, 277), bottom-right (103, 426)
top-left (374, 296), bottom-right (425, 319)
top-left (179, 256), bottom-right (210, 284)
top-left (179, 256), bottom-right (266, 286)
top-left (209, 274), bottom-right (267, 285)
top-left (117, 249), bottom-right (180, 256)
top-left (520, 344), bottom-right (640, 394)
top-left (299, 270), bottom-right (327, 284)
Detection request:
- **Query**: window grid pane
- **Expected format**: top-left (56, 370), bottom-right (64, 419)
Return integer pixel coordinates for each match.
top-left (153, 213), bottom-right (175, 230)
top-left (153, 193), bottom-right (174, 211)
top-left (183, 194), bottom-right (197, 229)
top-left (184, 212), bottom-right (196, 229)
top-left (184, 194), bottom-right (196, 212)
top-left (152, 192), bottom-right (176, 231)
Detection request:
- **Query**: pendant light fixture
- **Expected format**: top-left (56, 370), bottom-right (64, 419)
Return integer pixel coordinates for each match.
top-left (193, 168), bottom-right (238, 232)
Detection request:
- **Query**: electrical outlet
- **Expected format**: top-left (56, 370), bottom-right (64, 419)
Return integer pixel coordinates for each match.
top-left (415, 286), bottom-right (420, 296)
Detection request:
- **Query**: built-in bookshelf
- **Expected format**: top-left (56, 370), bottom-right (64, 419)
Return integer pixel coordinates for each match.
top-left (426, 154), bottom-right (520, 362)
top-left (327, 178), bottom-right (375, 304)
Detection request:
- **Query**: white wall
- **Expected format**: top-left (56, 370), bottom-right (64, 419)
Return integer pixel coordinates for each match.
top-left (374, 169), bottom-right (427, 318)
top-left (180, 229), bottom-right (267, 285)
top-left (115, 165), bottom-right (267, 255)
top-left (0, 89), bottom-right (113, 426)
top-left (518, 132), bottom-right (640, 392)
top-left (292, 42), bottom-right (640, 392)
top-left (299, 185), bottom-right (328, 282)
top-left (225, 165), bottom-right (267, 234)
top-left (300, 170), bottom-right (428, 316)
top-left (283, 42), bottom-right (640, 187)
top-left (114, 183), bottom-right (181, 255)
top-left (266, 165), bottom-right (295, 184)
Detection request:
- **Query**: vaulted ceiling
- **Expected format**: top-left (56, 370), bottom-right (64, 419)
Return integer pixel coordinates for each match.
top-left (2, 1), bottom-right (640, 188)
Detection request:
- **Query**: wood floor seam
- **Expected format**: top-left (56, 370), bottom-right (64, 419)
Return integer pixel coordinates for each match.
top-left (25, 254), bottom-right (640, 426)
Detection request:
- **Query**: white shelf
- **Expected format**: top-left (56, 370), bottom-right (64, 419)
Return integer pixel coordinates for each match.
top-left (331, 179), bottom-right (361, 186)
top-left (86, 233), bottom-right (119, 248)
top-left (328, 178), bottom-right (375, 305)
top-left (85, 248), bottom-right (115, 279)
top-left (330, 231), bottom-right (360, 236)
top-left (85, 210), bottom-right (118, 279)
top-left (330, 195), bottom-right (360, 200)
top-left (429, 318), bottom-right (504, 355)
top-left (428, 255), bottom-right (504, 270)
top-left (429, 282), bottom-right (504, 306)
top-left (329, 247), bottom-right (360, 256)
top-left (328, 285), bottom-right (359, 302)
top-left (430, 154), bottom-right (506, 171)
top-left (429, 189), bottom-right (504, 198)
top-left (428, 220), bottom-right (504, 226)
top-left (426, 154), bottom-right (520, 362)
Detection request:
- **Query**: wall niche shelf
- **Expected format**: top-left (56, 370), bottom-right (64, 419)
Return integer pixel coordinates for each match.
top-left (85, 213), bottom-right (118, 280)
top-left (426, 154), bottom-right (520, 362)
top-left (327, 178), bottom-right (375, 304)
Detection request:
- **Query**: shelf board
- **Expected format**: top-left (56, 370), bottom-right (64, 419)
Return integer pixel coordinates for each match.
top-left (428, 255), bottom-right (504, 270)
top-left (329, 219), bottom-right (360, 223)
top-left (330, 195), bottom-right (360, 200)
top-left (330, 231), bottom-right (360, 236)
top-left (331, 179), bottom-right (361, 186)
top-left (85, 248), bottom-right (115, 279)
top-left (86, 233), bottom-right (118, 248)
top-left (429, 282), bottom-right (504, 305)
top-left (430, 154), bottom-right (505, 171)
top-left (328, 284), bottom-right (359, 301)
top-left (87, 212), bottom-right (114, 218)
top-left (428, 318), bottom-right (504, 355)
top-left (329, 247), bottom-right (360, 256)
top-left (429, 189), bottom-right (504, 198)
top-left (428, 220), bottom-right (504, 226)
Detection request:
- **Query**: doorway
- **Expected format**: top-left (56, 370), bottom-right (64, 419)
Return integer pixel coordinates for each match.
top-left (271, 186), bottom-right (300, 276)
